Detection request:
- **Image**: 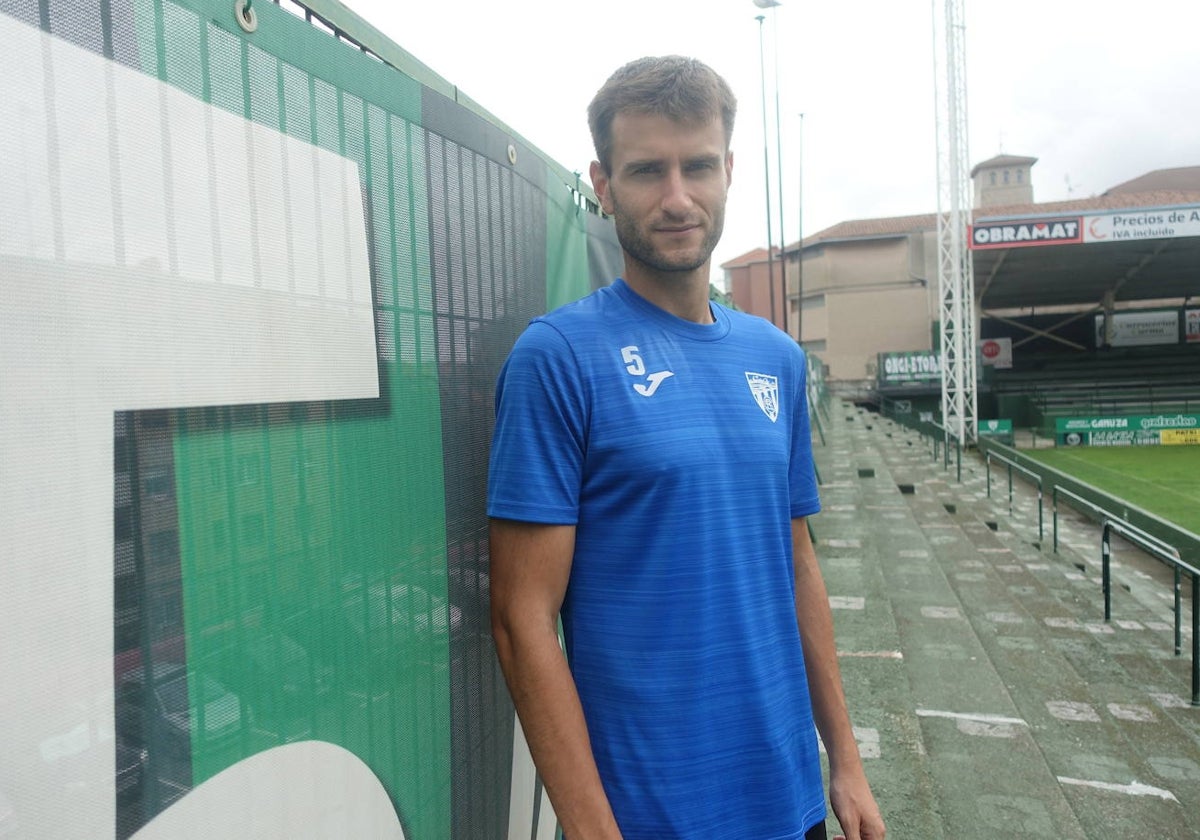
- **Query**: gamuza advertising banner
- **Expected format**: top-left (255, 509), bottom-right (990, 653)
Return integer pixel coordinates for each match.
top-left (1056, 413), bottom-right (1200, 447)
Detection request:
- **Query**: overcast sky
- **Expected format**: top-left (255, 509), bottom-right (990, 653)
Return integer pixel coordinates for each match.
top-left (341, 0), bottom-right (1200, 283)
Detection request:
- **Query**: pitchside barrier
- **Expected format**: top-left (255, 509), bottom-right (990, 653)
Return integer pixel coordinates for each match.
top-left (976, 439), bottom-right (1200, 575)
top-left (0, 2), bottom-right (620, 837)
top-left (976, 439), bottom-right (1200, 704)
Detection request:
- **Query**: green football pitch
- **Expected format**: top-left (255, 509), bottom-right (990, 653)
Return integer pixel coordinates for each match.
top-left (1024, 445), bottom-right (1200, 535)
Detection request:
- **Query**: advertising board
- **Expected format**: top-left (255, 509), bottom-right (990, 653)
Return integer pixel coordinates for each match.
top-left (878, 351), bottom-right (941, 386)
top-left (1056, 413), bottom-right (1200, 446)
top-left (1094, 310), bottom-right (1180, 348)
top-left (1082, 207), bottom-right (1200, 243)
top-left (971, 206), bottom-right (1200, 250)
top-left (978, 418), bottom-right (1014, 444)
top-left (979, 337), bottom-right (1012, 368)
top-left (1163, 428), bottom-right (1200, 446)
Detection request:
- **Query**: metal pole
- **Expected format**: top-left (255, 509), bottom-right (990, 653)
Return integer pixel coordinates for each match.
top-left (797, 113), bottom-right (804, 344)
top-left (1037, 483), bottom-right (1043, 545)
top-left (1102, 522), bottom-right (1112, 622)
top-left (1007, 463), bottom-right (1013, 517)
top-left (1053, 486), bottom-right (1059, 554)
top-left (1192, 574), bottom-right (1199, 706)
top-left (771, 5), bottom-right (788, 340)
top-left (1174, 567), bottom-right (1182, 657)
top-left (756, 15), bottom-right (777, 328)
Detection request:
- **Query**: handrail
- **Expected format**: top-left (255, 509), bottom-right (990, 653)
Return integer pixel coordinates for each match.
top-left (1052, 484), bottom-right (1199, 706)
top-left (984, 450), bottom-right (1043, 543)
top-left (977, 437), bottom-right (1200, 571)
top-left (1051, 485), bottom-right (1181, 560)
top-left (928, 421), bottom-right (962, 483)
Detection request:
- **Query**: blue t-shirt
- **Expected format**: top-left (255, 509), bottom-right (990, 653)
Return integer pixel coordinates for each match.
top-left (488, 279), bottom-right (824, 838)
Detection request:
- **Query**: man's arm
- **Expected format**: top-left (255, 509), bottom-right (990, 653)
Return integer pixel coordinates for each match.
top-left (792, 518), bottom-right (886, 840)
top-left (489, 517), bottom-right (623, 840)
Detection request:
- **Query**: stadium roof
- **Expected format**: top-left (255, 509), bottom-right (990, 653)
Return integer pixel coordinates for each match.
top-left (971, 191), bottom-right (1200, 310)
top-left (755, 167), bottom-right (1200, 313)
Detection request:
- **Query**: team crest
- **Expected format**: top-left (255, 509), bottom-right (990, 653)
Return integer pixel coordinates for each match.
top-left (745, 372), bottom-right (779, 422)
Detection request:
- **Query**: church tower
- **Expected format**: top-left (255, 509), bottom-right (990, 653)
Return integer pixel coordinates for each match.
top-left (971, 154), bottom-right (1037, 208)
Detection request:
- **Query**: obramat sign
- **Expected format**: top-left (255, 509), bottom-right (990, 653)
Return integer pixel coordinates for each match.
top-left (969, 217), bottom-right (1082, 249)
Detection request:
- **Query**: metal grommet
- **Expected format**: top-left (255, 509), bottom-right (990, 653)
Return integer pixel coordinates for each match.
top-left (507, 144), bottom-right (517, 166)
top-left (235, 0), bottom-right (258, 33)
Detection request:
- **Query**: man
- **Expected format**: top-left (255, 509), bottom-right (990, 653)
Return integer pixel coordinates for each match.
top-left (487, 56), bottom-right (884, 840)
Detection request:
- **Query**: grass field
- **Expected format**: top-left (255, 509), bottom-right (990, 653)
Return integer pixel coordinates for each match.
top-left (1024, 445), bottom-right (1200, 535)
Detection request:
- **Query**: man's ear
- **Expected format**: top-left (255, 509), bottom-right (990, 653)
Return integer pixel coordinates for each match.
top-left (725, 150), bottom-right (734, 187)
top-left (590, 160), bottom-right (615, 215)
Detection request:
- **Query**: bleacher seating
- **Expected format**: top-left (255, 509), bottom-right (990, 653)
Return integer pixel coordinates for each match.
top-left (987, 345), bottom-right (1200, 433)
top-left (814, 403), bottom-right (1200, 838)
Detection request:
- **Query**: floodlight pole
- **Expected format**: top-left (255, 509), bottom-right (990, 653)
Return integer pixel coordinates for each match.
top-left (756, 14), bottom-right (776, 328)
top-left (771, 4), bottom-right (787, 339)
top-left (797, 112), bottom-right (804, 345)
top-left (932, 0), bottom-right (976, 445)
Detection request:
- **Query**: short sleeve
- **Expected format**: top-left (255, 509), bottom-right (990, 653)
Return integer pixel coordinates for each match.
top-left (487, 321), bottom-right (587, 524)
top-left (788, 348), bottom-right (821, 519)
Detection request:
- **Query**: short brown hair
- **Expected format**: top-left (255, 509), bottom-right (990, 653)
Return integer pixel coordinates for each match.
top-left (588, 56), bottom-right (737, 174)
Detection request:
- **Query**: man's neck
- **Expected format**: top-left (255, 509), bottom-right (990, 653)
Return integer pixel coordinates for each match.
top-left (622, 264), bottom-right (714, 325)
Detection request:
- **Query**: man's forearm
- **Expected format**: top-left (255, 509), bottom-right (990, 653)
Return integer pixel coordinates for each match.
top-left (792, 518), bottom-right (886, 838)
top-left (489, 516), bottom-right (621, 838)
top-left (791, 543), bottom-right (860, 768)
top-left (494, 619), bottom-right (622, 839)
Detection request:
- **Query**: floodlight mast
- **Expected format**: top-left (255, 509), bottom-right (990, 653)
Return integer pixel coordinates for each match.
top-left (932, 0), bottom-right (977, 445)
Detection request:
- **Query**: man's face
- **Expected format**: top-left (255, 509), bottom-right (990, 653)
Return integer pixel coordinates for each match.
top-left (590, 112), bottom-right (732, 277)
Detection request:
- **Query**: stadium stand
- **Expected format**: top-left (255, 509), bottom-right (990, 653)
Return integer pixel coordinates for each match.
top-left (813, 403), bottom-right (1200, 839)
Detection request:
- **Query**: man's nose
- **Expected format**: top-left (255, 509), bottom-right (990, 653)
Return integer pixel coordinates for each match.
top-left (660, 168), bottom-right (694, 216)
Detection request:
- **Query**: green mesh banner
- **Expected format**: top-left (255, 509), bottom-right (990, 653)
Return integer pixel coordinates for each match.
top-left (0, 0), bottom-right (614, 837)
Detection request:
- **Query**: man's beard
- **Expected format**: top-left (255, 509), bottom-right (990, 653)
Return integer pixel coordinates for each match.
top-left (613, 208), bottom-right (725, 275)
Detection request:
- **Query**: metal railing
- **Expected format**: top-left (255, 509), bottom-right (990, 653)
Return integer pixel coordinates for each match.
top-left (984, 450), bottom-right (1044, 543)
top-left (1052, 484), bottom-right (1199, 706)
top-left (926, 421), bottom-right (962, 482)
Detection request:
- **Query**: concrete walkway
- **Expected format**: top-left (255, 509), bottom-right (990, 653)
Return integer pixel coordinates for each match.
top-left (812, 402), bottom-right (1200, 839)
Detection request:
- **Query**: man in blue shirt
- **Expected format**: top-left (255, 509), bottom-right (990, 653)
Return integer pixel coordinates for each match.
top-left (488, 55), bottom-right (884, 840)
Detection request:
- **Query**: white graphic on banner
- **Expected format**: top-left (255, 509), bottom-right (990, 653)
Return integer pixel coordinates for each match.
top-left (0, 15), bottom-right (378, 837)
top-left (134, 743), bottom-right (404, 839)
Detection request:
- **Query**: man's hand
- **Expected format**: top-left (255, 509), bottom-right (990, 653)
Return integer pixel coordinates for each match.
top-left (829, 763), bottom-right (885, 840)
